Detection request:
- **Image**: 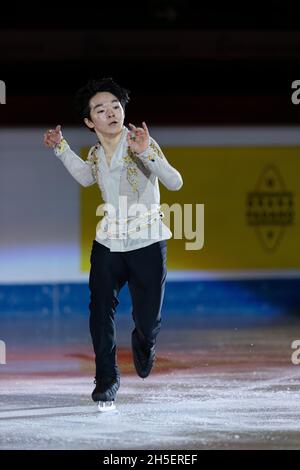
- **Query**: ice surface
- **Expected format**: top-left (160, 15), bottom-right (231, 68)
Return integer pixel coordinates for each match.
top-left (1, 323), bottom-right (300, 449)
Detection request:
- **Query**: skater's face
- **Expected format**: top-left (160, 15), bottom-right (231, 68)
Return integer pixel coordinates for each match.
top-left (84, 91), bottom-right (125, 135)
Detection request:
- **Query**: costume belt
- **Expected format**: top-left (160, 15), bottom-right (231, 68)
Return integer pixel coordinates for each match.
top-left (101, 207), bottom-right (164, 237)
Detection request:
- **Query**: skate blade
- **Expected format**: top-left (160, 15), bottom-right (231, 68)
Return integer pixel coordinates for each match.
top-left (97, 401), bottom-right (116, 412)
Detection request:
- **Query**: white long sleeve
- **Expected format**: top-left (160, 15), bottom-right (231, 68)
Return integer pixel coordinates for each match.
top-left (136, 137), bottom-right (183, 191)
top-left (53, 139), bottom-right (96, 188)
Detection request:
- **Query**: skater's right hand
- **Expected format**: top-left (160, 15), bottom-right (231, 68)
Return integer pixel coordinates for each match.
top-left (44, 125), bottom-right (63, 148)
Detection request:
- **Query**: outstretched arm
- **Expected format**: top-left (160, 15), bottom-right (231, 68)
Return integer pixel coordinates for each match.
top-left (127, 122), bottom-right (183, 191)
top-left (44, 125), bottom-right (96, 188)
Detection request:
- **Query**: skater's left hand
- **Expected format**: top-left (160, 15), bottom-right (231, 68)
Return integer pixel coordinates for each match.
top-left (127, 122), bottom-right (150, 154)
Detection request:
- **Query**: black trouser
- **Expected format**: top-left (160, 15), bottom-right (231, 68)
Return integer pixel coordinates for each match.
top-left (88, 239), bottom-right (167, 380)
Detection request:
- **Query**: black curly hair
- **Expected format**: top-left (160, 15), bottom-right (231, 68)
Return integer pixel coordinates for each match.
top-left (74, 77), bottom-right (130, 131)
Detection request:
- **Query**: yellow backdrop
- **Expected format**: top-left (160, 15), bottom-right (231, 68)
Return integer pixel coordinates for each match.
top-left (80, 146), bottom-right (299, 271)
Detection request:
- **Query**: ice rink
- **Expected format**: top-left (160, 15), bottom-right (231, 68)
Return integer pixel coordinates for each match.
top-left (1, 319), bottom-right (300, 450)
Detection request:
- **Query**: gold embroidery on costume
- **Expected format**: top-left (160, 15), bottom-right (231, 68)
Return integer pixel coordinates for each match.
top-left (55, 138), bottom-right (69, 154)
top-left (148, 141), bottom-right (162, 161)
top-left (143, 140), bottom-right (164, 162)
top-left (87, 143), bottom-right (107, 200)
top-left (88, 143), bottom-right (101, 180)
top-left (123, 147), bottom-right (139, 192)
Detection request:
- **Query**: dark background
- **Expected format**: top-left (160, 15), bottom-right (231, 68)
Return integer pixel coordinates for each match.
top-left (1, 1), bottom-right (300, 126)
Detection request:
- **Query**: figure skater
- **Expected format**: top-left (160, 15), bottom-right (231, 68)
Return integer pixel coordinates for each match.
top-left (44, 77), bottom-right (183, 411)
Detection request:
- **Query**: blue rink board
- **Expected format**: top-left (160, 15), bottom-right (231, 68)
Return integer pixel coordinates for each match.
top-left (0, 279), bottom-right (300, 319)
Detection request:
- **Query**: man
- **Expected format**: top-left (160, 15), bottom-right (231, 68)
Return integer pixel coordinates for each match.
top-left (44, 77), bottom-right (183, 411)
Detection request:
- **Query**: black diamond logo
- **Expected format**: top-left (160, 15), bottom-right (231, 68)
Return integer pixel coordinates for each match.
top-left (246, 165), bottom-right (295, 253)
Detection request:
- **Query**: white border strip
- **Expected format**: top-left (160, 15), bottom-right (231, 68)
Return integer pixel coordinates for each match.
top-left (1, 270), bottom-right (300, 285)
top-left (2, 126), bottom-right (300, 149)
top-left (167, 269), bottom-right (300, 281)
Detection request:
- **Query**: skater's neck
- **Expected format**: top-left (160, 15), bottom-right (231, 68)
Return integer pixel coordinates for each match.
top-left (96, 129), bottom-right (123, 156)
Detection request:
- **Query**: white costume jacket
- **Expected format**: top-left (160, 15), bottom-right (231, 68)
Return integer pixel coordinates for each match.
top-left (54, 126), bottom-right (183, 252)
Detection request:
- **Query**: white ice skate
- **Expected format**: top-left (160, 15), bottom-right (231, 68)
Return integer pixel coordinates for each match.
top-left (97, 400), bottom-right (116, 412)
